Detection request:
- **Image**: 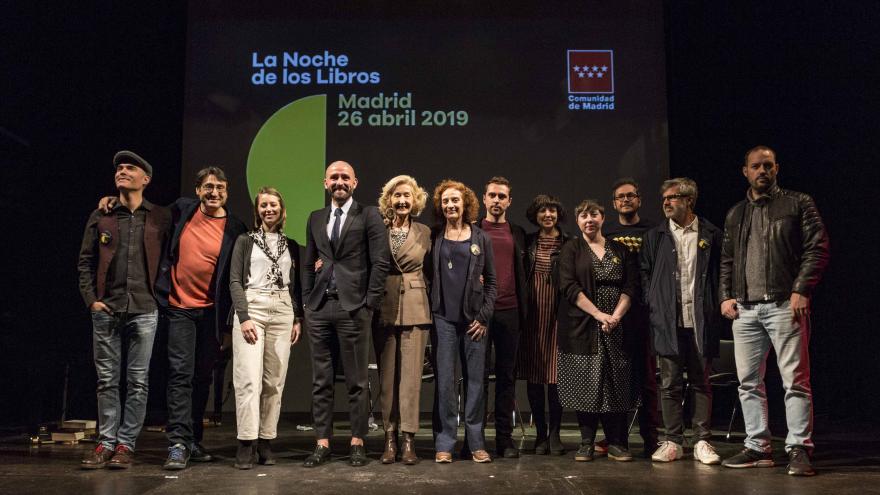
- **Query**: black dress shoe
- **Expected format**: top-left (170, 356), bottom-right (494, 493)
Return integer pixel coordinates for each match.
top-left (349, 444), bottom-right (368, 467)
top-left (190, 443), bottom-right (214, 463)
top-left (303, 445), bottom-right (331, 467)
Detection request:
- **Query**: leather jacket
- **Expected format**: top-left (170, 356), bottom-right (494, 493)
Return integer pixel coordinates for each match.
top-left (719, 185), bottom-right (829, 303)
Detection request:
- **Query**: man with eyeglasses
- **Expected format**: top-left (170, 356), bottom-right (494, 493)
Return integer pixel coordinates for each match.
top-left (719, 146), bottom-right (829, 476)
top-left (98, 166), bottom-right (247, 469)
top-left (602, 178), bottom-right (661, 456)
top-left (640, 178), bottom-right (723, 465)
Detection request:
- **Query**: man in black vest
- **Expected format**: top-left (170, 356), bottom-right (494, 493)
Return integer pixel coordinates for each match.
top-left (302, 161), bottom-right (390, 467)
top-left (78, 151), bottom-right (171, 469)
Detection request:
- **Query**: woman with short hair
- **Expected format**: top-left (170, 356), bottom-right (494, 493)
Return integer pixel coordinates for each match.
top-left (517, 194), bottom-right (571, 455)
top-left (557, 200), bottom-right (639, 462)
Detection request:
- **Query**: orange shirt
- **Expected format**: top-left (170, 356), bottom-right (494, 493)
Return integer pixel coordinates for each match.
top-left (169, 209), bottom-right (226, 308)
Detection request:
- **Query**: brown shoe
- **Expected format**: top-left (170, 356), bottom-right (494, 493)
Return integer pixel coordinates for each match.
top-left (401, 432), bottom-right (419, 465)
top-left (472, 449), bottom-right (492, 463)
top-left (107, 445), bottom-right (134, 469)
top-left (82, 444), bottom-right (115, 469)
top-left (381, 431), bottom-right (398, 464)
top-left (435, 451), bottom-right (453, 463)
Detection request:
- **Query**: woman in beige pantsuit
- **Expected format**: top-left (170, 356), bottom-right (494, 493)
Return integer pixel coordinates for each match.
top-left (374, 175), bottom-right (432, 465)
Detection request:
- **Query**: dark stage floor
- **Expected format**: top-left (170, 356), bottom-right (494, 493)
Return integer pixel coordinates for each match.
top-left (1, 415), bottom-right (878, 494)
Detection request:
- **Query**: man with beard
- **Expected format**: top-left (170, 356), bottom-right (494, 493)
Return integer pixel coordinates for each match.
top-left (720, 146), bottom-right (829, 476)
top-left (640, 178), bottom-right (723, 465)
top-left (98, 166), bottom-right (247, 469)
top-left (78, 151), bottom-right (171, 469)
top-left (601, 178), bottom-right (660, 456)
top-left (302, 161), bottom-right (390, 467)
top-left (475, 176), bottom-right (528, 458)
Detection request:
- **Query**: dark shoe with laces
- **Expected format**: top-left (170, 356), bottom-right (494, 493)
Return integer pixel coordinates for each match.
top-left (607, 444), bottom-right (634, 462)
top-left (722, 448), bottom-right (775, 468)
top-left (257, 438), bottom-right (276, 465)
top-left (190, 443), bottom-right (213, 462)
top-left (303, 444), bottom-right (331, 467)
top-left (234, 440), bottom-right (257, 470)
top-left (107, 445), bottom-right (134, 469)
top-left (787, 447), bottom-right (815, 476)
top-left (349, 444), bottom-right (368, 467)
top-left (574, 442), bottom-right (594, 462)
top-left (163, 443), bottom-right (190, 470)
top-left (81, 444), bottom-right (115, 469)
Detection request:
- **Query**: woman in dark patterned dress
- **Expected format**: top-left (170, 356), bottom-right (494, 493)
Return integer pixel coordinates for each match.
top-left (517, 195), bottom-right (571, 455)
top-left (557, 200), bottom-right (640, 462)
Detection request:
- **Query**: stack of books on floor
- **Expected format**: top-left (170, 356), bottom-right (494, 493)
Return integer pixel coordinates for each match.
top-left (45, 420), bottom-right (96, 445)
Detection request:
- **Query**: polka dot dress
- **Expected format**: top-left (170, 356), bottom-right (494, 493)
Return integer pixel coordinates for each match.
top-left (557, 243), bottom-right (640, 413)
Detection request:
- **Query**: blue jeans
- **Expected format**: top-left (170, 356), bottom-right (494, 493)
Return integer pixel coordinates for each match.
top-left (732, 301), bottom-right (813, 454)
top-left (432, 316), bottom-right (487, 453)
top-left (91, 310), bottom-right (158, 451)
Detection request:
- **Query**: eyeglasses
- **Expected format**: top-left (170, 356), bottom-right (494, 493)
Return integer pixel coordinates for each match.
top-left (662, 193), bottom-right (689, 202)
top-left (200, 184), bottom-right (227, 192)
top-left (613, 193), bottom-right (639, 201)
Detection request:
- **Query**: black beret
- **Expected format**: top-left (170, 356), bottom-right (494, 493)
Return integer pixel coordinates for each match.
top-left (113, 150), bottom-right (153, 177)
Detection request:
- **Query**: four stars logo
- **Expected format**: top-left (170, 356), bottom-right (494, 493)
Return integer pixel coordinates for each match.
top-left (567, 50), bottom-right (614, 94)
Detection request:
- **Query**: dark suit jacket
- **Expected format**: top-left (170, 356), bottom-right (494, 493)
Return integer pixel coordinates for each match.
top-left (303, 200), bottom-right (391, 311)
top-left (557, 237), bottom-right (638, 355)
top-left (154, 197), bottom-right (248, 337)
top-left (428, 225), bottom-right (497, 325)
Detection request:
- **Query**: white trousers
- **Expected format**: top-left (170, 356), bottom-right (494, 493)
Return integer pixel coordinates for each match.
top-left (232, 289), bottom-right (294, 440)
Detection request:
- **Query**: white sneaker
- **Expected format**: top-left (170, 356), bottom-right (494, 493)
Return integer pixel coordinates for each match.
top-left (651, 441), bottom-right (683, 462)
top-left (693, 440), bottom-right (721, 465)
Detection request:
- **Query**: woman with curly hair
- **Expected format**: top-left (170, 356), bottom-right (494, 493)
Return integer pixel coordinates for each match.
top-left (517, 194), bottom-right (571, 455)
top-left (428, 180), bottom-right (497, 464)
top-left (373, 175), bottom-right (432, 465)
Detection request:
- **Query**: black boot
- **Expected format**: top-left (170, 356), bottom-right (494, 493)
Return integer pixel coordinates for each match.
top-left (548, 385), bottom-right (565, 455)
top-left (235, 440), bottom-right (256, 470)
top-left (257, 438), bottom-right (276, 465)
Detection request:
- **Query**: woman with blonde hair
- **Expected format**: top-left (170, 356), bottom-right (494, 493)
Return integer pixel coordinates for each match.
top-left (373, 175), bottom-right (432, 465)
top-left (229, 187), bottom-right (303, 469)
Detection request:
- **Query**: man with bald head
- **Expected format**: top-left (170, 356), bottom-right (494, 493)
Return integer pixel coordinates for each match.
top-left (302, 161), bottom-right (390, 467)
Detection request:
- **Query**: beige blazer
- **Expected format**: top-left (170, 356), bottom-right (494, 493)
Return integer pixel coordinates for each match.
top-left (379, 221), bottom-right (432, 327)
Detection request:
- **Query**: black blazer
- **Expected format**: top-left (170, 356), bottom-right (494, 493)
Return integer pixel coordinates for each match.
top-left (428, 225), bottom-right (497, 325)
top-left (303, 200), bottom-right (391, 311)
top-left (155, 197), bottom-right (248, 337)
top-left (557, 236), bottom-right (638, 355)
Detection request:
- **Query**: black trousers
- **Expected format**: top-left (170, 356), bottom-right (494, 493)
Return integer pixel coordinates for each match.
top-left (658, 327), bottom-right (713, 445)
top-left (577, 411), bottom-right (628, 447)
top-left (307, 296), bottom-right (372, 440)
top-left (484, 308), bottom-right (520, 443)
top-left (165, 306), bottom-right (219, 447)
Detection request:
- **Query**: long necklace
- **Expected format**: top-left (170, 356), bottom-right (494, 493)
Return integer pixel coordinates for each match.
top-left (445, 224), bottom-right (465, 269)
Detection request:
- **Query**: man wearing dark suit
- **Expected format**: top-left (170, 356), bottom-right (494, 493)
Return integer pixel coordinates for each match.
top-left (302, 161), bottom-right (391, 467)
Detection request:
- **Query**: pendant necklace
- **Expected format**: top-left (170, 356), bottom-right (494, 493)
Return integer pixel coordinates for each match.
top-left (446, 225), bottom-right (465, 269)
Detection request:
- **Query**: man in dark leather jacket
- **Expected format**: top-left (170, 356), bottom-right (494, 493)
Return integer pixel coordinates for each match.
top-left (719, 146), bottom-right (829, 477)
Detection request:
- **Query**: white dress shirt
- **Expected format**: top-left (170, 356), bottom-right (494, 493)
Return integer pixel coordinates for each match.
top-left (670, 216), bottom-right (698, 328)
top-left (326, 197), bottom-right (354, 240)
